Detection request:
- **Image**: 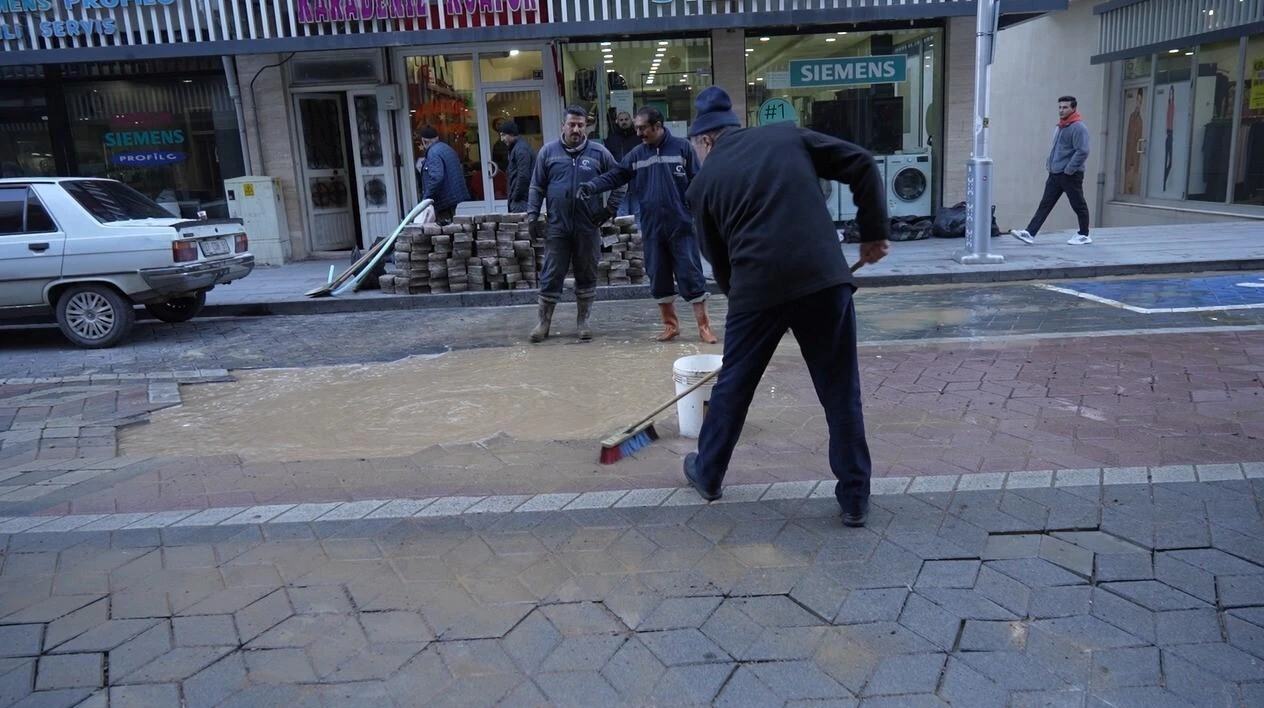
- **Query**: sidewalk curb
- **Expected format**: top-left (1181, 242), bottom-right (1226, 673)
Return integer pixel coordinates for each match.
top-left (203, 258), bottom-right (1264, 318)
top-left (2, 462), bottom-right (1258, 535)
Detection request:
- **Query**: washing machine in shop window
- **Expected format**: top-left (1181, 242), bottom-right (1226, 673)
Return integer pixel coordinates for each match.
top-left (831, 156), bottom-right (886, 223)
top-left (886, 153), bottom-right (932, 218)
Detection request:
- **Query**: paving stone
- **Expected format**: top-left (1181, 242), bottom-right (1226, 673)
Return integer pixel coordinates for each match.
top-left (538, 634), bottom-right (626, 673)
top-left (243, 648), bottom-right (317, 684)
top-left (497, 680), bottom-right (550, 708)
top-left (981, 533), bottom-right (1042, 560)
top-left (937, 657), bottom-right (1007, 708)
top-left (1154, 609), bottom-right (1224, 645)
top-left (1096, 552), bottom-right (1154, 582)
top-left (744, 659), bottom-right (847, 700)
top-left (728, 595), bottom-right (822, 628)
top-left (0, 625), bottom-right (42, 657)
top-left (1037, 536), bottom-right (1094, 578)
top-left (861, 652), bottom-right (946, 696)
top-left (232, 588), bottom-right (292, 643)
top-left (1100, 581), bottom-right (1208, 611)
top-left (322, 640), bottom-right (426, 682)
top-left (1224, 613), bottom-right (1264, 660)
top-left (1090, 646), bottom-right (1162, 690)
top-left (1031, 616), bottom-right (1149, 650)
top-left (897, 593), bottom-right (960, 650)
top-left (172, 615), bottom-right (238, 647)
top-left (1159, 649), bottom-right (1242, 706)
top-left (434, 639), bottom-right (518, 677)
top-left (959, 620), bottom-right (1027, 652)
top-left (958, 650), bottom-right (1077, 692)
top-left (0, 658), bottom-right (35, 706)
top-left (714, 665), bottom-right (783, 707)
top-left (639, 628), bottom-right (731, 666)
top-left (1029, 585), bottom-right (1092, 618)
top-left (973, 566), bottom-right (1031, 617)
top-left (6, 687), bottom-right (96, 708)
top-left (1102, 467), bottom-right (1149, 485)
top-left (51, 619), bottom-right (159, 653)
top-left (1217, 573), bottom-right (1264, 608)
top-left (108, 683), bottom-right (181, 708)
top-left (835, 587), bottom-right (908, 624)
top-left (118, 646), bottom-right (234, 683)
top-left (499, 610), bottom-right (562, 673)
top-left (180, 653), bottom-right (248, 708)
top-left (599, 636), bottom-right (664, 699)
top-left (637, 595), bottom-right (722, 631)
top-left (985, 558), bottom-right (1089, 587)
top-left (650, 662), bottom-right (735, 705)
top-left (106, 621), bottom-right (172, 680)
top-left (359, 610), bottom-right (434, 644)
top-left (539, 601), bottom-right (625, 636)
top-left (35, 653), bottom-right (101, 690)
top-left (858, 695), bottom-right (948, 707)
top-left (915, 560), bottom-right (980, 588)
top-left (1165, 641), bottom-right (1264, 682)
top-left (535, 670), bottom-right (621, 707)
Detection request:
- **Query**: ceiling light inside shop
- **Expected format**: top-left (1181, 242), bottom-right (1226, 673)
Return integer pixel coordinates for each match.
top-left (759, 37), bottom-right (770, 42)
top-left (825, 37), bottom-right (836, 42)
top-left (756, 77), bottom-right (763, 81)
top-left (1184, 51), bottom-right (1194, 55)
top-left (1168, 49), bottom-right (1180, 53)
top-left (658, 40), bottom-right (669, 45)
top-left (837, 31), bottom-right (847, 35)
top-left (679, 77), bottom-right (687, 83)
top-left (604, 59), bottom-right (614, 64)
top-left (600, 41), bottom-right (611, 46)
top-left (745, 48), bottom-right (754, 53)
top-left (509, 49), bottom-right (520, 56)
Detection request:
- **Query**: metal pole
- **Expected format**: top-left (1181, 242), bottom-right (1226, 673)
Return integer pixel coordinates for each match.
top-left (954, 0), bottom-right (1004, 265)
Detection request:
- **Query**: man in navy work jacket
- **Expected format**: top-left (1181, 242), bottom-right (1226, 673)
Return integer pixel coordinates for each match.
top-left (681, 86), bottom-right (890, 528)
top-left (580, 107), bottom-right (718, 344)
top-left (526, 106), bottom-right (621, 343)
top-left (418, 126), bottom-right (471, 223)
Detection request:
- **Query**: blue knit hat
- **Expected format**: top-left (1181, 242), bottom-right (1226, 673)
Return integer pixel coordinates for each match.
top-left (689, 86), bottom-right (741, 137)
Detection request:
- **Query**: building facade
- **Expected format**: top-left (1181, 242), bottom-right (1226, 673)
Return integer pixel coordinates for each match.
top-left (989, 0), bottom-right (1264, 233)
top-left (2, 0), bottom-right (1066, 264)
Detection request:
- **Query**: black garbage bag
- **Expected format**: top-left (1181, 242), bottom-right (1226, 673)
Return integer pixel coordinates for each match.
top-left (890, 216), bottom-right (933, 242)
top-left (841, 220), bottom-right (862, 244)
top-left (932, 202), bottom-right (1003, 238)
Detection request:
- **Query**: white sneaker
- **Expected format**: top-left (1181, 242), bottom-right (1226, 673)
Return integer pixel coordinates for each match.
top-left (1066, 234), bottom-right (1092, 245)
top-left (1010, 229), bottom-right (1035, 245)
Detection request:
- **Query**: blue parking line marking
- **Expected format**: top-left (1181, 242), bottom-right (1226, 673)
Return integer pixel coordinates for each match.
top-left (1036, 273), bottom-right (1264, 313)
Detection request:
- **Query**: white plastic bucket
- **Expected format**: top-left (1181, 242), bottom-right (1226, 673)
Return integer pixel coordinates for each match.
top-left (673, 354), bottom-right (723, 439)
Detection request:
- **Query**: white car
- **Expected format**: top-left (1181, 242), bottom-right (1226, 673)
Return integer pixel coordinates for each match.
top-left (0, 177), bottom-right (254, 348)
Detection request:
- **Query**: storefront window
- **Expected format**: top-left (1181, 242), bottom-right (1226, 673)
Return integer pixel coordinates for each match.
top-left (0, 87), bottom-right (55, 178)
top-left (1235, 34), bottom-right (1264, 206)
top-left (404, 55), bottom-right (480, 201)
top-left (746, 28), bottom-right (941, 220)
top-left (560, 38), bottom-right (712, 143)
top-left (1146, 49), bottom-right (1194, 200)
top-left (63, 75), bottom-right (244, 218)
top-left (1187, 41), bottom-right (1240, 203)
top-left (480, 51), bottom-right (544, 82)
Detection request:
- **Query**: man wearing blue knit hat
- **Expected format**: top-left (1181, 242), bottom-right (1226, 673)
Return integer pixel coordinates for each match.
top-left (681, 85), bottom-right (890, 528)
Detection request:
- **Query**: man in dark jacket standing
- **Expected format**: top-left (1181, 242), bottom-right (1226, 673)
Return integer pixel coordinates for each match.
top-left (526, 106), bottom-right (620, 343)
top-left (681, 86), bottom-right (890, 528)
top-left (581, 107), bottom-right (718, 344)
top-left (499, 121), bottom-right (534, 213)
top-left (418, 126), bottom-right (471, 223)
top-left (605, 111), bottom-right (641, 217)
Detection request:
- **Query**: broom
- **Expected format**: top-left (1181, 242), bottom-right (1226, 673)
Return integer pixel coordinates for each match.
top-left (598, 259), bottom-right (867, 464)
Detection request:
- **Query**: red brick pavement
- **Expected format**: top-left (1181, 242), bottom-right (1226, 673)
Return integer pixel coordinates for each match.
top-left (18, 330), bottom-right (1264, 516)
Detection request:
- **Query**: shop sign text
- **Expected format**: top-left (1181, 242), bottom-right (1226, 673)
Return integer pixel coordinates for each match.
top-left (110, 150), bottom-right (187, 166)
top-left (0, 0), bottom-right (176, 40)
top-left (788, 55), bottom-right (906, 88)
top-left (296, 0), bottom-right (538, 23)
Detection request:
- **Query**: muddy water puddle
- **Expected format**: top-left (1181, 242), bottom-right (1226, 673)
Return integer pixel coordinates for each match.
top-left (120, 340), bottom-right (763, 463)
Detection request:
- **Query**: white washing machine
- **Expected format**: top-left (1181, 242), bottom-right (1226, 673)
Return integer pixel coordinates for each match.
top-left (834, 155), bottom-right (886, 223)
top-left (886, 153), bottom-right (932, 218)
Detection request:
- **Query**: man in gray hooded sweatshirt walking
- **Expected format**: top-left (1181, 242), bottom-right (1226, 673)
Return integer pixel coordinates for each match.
top-left (1011, 95), bottom-right (1092, 246)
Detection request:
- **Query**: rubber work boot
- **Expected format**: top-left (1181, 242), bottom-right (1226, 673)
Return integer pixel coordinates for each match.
top-left (576, 297), bottom-right (594, 341)
top-left (693, 301), bottom-right (719, 344)
top-left (656, 302), bottom-right (680, 341)
top-left (529, 300), bottom-right (555, 343)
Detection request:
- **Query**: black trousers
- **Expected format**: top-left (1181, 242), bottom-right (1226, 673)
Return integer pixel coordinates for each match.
top-left (693, 284), bottom-right (871, 510)
top-left (1025, 171), bottom-right (1090, 237)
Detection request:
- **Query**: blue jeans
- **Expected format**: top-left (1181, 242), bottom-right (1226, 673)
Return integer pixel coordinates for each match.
top-left (644, 229), bottom-right (707, 303)
top-left (693, 285), bottom-right (871, 511)
top-left (539, 229), bottom-right (599, 302)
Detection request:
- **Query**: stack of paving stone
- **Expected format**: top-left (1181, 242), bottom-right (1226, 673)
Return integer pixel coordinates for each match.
top-left (379, 213), bottom-right (645, 294)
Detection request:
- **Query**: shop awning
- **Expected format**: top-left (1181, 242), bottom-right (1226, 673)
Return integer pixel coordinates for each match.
top-left (1092, 0), bottom-right (1264, 64)
top-left (1, 0), bottom-right (1068, 66)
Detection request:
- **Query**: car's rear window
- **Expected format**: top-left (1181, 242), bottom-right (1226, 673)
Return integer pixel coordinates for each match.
top-left (62, 180), bottom-right (173, 222)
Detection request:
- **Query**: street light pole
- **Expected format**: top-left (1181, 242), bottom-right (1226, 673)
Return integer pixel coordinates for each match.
top-left (954, 0), bottom-right (1005, 265)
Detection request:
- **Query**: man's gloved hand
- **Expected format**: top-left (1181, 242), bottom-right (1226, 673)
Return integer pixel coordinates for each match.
top-left (577, 182), bottom-right (594, 201)
top-left (528, 216), bottom-right (545, 241)
top-left (592, 207), bottom-right (614, 225)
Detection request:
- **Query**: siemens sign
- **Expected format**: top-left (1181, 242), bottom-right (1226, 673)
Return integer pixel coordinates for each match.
top-left (788, 56), bottom-right (906, 88)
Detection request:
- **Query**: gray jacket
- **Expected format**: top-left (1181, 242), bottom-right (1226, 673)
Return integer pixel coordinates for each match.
top-left (1048, 120), bottom-right (1090, 175)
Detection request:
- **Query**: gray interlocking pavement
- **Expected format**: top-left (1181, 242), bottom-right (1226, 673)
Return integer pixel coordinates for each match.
top-left (0, 478), bottom-right (1261, 707)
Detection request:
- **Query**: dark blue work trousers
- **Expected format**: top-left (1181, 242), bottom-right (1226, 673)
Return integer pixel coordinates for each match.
top-left (644, 230), bottom-right (708, 303)
top-left (694, 284), bottom-right (871, 510)
top-left (539, 229), bottom-right (600, 303)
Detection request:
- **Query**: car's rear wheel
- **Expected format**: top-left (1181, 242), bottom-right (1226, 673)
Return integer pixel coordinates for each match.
top-left (144, 291), bottom-right (207, 323)
top-left (55, 285), bottom-right (135, 349)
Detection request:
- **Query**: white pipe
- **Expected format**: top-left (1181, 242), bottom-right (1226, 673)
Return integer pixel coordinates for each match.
top-left (222, 56), bottom-right (254, 175)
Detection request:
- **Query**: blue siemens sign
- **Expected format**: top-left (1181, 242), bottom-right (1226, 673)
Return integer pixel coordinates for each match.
top-left (788, 55), bottom-right (906, 88)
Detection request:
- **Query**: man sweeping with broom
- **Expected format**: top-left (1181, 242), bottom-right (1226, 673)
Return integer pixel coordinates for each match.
top-left (681, 86), bottom-right (890, 528)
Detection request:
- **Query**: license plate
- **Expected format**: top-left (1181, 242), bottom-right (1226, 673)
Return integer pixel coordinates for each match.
top-left (199, 238), bottom-right (230, 257)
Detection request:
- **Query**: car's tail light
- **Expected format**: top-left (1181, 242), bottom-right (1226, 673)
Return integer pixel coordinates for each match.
top-left (235, 233), bottom-right (248, 252)
top-left (172, 240), bottom-right (198, 263)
